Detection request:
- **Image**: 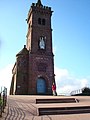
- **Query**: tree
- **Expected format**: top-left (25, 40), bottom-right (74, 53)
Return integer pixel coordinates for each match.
top-left (82, 87), bottom-right (90, 95)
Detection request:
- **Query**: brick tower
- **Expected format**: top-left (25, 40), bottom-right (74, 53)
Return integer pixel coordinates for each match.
top-left (10, 0), bottom-right (55, 95)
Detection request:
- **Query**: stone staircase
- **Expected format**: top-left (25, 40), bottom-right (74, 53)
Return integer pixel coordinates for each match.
top-left (38, 106), bottom-right (90, 115)
top-left (36, 97), bottom-right (90, 116)
top-left (36, 98), bottom-right (77, 104)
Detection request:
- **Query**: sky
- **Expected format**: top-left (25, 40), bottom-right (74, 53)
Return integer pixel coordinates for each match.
top-left (0, 0), bottom-right (90, 95)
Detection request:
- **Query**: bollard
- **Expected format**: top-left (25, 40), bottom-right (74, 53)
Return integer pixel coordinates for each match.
top-left (0, 87), bottom-right (7, 117)
top-left (0, 106), bottom-right (2, 117)
top-left (4, 88), bottom-right (7, 106)
top-left (0, 93), bottom-right (2, 117)
top-left (2, 90), bottom-right (5, 112)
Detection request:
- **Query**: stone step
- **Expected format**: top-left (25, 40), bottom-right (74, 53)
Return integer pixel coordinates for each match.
top-left (36, 98), bottom-right (77, 104)
top-left (38, 106), bottom-right (90, 115)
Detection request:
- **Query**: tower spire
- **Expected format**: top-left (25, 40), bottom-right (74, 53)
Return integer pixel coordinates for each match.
top-left (37, 0), bottom-right (42, 6)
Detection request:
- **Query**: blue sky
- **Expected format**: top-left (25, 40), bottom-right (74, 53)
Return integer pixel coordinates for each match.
top-left (0, 0), bottom-right (90, 95)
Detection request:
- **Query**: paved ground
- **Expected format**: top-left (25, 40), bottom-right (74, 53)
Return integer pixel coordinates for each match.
top-left (1, 95), bottom-right (90, 120)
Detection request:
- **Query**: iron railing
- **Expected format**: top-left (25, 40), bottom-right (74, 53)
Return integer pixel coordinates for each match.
top-left (0, 87), bottom-right (7, 117)
top-left (70, 89), bottom-right (82, 96)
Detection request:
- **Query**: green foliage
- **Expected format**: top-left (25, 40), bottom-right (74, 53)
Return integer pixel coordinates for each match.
top-left (82, 87), bottom-right (90, 95)
top-left (0, 99), bottom-right (3, 106)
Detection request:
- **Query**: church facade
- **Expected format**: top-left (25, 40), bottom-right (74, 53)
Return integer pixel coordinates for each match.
top-left (10, 0), bottom-right (56, 95)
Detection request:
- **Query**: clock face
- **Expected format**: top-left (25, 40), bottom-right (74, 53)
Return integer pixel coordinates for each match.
top-left (39, 36), bottom-right (46, 49)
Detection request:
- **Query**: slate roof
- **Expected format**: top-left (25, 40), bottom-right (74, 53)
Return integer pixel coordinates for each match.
top-left (16, 45), bottom-right (29, 56)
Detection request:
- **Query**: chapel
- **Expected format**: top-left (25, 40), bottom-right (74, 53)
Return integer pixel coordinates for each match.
top-left (10, 0), bottom-right (56, 95)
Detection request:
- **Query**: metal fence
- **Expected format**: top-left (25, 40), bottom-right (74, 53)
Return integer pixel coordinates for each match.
top-left (70, 89), bottom-right (82, 96)
top-left (0, 87), bottom-right (7, 117)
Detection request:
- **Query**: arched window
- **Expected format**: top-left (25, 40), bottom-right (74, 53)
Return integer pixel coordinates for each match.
top-left (39, 36), bottom-right (45, 50)
top-left (42, 19), bottom-right (45, 25)
top-left (38, 18), bottom-right (41, 25)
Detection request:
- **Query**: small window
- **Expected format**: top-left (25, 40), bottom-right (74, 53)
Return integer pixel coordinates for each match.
top-left (29, 21), bottom-right (31, 28)
top-left (29, 23), bottom-right (30, 28)
top-left (38, 18), bottom-right (41, 25)
top-left (42, 19), bottom-right (45, 25)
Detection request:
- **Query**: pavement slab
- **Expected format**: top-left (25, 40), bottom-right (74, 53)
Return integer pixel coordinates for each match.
top-left (1, 95), bottom-right (90, 120)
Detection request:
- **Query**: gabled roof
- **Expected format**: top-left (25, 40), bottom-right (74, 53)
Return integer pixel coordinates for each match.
top-left (16, 45), bottom-right (29, 56)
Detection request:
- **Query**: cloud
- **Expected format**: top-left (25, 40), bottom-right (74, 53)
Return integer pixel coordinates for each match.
top-left (55, 66), bottom-right (90, 95)
top-left (0, 64), bottom-right (89, 96)
top-left (53, 46), bottom-right (57, 54)
top-left (0, 64), bottom-right (13, 94)
top-left (80, 78), bottom-right (88, 88)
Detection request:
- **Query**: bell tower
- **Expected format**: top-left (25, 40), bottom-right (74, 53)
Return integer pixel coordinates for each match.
top-left (10, 0), bottom-right (56, 95)
top-left (26, 0), bottom-right (55, 95)
top-left (26, 0), bottom-right (53, 54)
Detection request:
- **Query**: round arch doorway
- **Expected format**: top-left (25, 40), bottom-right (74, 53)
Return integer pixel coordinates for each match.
top-left (37, 77), bottom-right (46, 94)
